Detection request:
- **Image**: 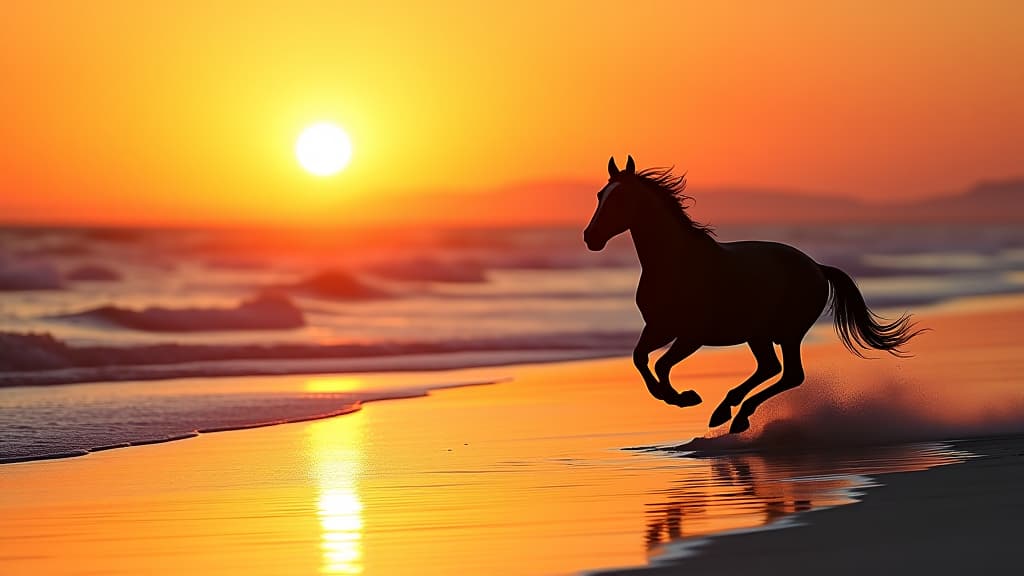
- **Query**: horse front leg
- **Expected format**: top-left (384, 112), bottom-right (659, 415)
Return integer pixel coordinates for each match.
top-left (654, 339), bottom-right (703, 407)
top-left (633, 326), bottom-right (674, 403)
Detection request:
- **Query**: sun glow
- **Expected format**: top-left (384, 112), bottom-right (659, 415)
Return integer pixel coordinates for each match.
top-left (296, 123), bottom-right (353, 176)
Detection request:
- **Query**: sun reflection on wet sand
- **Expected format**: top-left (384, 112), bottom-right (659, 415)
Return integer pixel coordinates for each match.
top-left (305, 377), bottom-right (365, 394)
top-left (308, 413), bottom-right (366, 574)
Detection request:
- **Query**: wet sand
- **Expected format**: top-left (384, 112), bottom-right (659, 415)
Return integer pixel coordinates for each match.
top-left (2, 295), bottom-right (1023, 575)
top-left (599, 435), bottom-right (1024, 575)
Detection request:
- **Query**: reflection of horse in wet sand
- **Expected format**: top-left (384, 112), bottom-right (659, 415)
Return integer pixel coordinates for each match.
top-left (584, 156), bottom-right (923, 433)
top-left (645, 456), bottom-right (818, 552)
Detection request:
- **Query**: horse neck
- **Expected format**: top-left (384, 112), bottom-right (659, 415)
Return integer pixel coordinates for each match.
top-left (629, 201), bottom-right (717, 274)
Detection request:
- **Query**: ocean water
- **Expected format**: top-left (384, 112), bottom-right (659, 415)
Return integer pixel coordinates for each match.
top-left (3, 224), bottom-right (1023, 366)
top-left (2, 223), bottom-right (1024, 461)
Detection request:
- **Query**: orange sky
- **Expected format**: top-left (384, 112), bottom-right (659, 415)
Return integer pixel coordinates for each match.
top-left (1, 1), bottom-right (1022, 227)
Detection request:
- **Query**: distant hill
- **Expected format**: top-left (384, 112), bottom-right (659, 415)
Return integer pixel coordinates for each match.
top-left (684, 189), bottom-right (867, 224)
top-left (686, 179), bottom-right (1024, 225)
top-left (899, 180), bottom-right (1024, 223)
top-left (502, 178), bottom-right (1024, 226)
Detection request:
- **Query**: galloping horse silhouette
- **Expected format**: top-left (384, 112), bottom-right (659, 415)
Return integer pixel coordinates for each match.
top-left (584, 156), bottom-right (922, 434)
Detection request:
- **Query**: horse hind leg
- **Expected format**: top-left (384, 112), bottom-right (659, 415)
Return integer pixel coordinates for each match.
top-left (709, 339), bottom-right (781, 427)
top-left (729, 340), bottom-right (805, 434)
top-left (654, 339), bottom-right (702, 407)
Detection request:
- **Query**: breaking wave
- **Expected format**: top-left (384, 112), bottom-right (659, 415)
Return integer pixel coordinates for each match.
top-left (0, 257), bottom-right (64, 291)
top-left (55, 292), bottom-right (305, 332)
top-left (365, 258), bottom-right (488, 283)
top-left (0, 329), bottom-right (632, 386)
top-left (65, 264), bottom-right (121, 282)
top-left (289, 269), bottom-right (389, 299)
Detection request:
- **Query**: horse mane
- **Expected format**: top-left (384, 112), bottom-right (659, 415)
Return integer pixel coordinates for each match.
top-left (635, 167), bottom-right (716, 237)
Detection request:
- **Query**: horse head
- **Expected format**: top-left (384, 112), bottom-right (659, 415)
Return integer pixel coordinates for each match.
top-left (584, 155), bottom-right (638, 251)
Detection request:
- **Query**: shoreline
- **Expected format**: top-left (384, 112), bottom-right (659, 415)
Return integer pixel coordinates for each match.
top-left (0, 378), bottom-right (505, 465)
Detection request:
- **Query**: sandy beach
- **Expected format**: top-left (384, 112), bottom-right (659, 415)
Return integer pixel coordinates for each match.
top-left (2, 295), bottom-right (1024, 575)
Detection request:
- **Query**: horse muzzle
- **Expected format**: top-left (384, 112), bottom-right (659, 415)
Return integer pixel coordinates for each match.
top-left (583, 230), bottom-right (607, 251)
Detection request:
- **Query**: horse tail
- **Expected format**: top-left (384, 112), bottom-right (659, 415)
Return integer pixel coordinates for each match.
top-left (820, 264), bottom-right (924, 358)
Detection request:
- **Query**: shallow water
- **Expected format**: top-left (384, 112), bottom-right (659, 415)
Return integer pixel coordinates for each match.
top-left (0, 371), bottom-right (502, 462)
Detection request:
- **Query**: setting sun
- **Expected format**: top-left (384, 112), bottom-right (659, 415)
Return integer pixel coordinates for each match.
top-left (296, 123), bottom-right (352, 177)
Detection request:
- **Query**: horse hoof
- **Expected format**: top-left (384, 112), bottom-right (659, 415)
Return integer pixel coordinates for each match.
top-left (729, 415), bottom-right (751, 434)
top-left (669, 390), bottom-right (702, 408)
top-left (708, 404), bottom-right (732, 427)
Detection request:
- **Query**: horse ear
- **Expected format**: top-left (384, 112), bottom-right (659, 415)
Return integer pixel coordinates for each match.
top-left (625, 155), bottom-right (636, 174)
top-left (608, 156), bottom-right (619, 177)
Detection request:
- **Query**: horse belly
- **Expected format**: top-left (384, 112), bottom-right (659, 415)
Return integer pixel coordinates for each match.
top-left (670, 283), bottom-right (783, 345)
top-left (701, 332), bottom-right (750, 347)
top-left (698, 306), bottom-right (761, 346)
top-left (636, 294), bottom-right (751, 346)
